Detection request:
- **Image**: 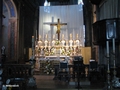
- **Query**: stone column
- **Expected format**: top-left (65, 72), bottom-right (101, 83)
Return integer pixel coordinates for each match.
top-left (0, 0), bottom-right (3, 49)
top-left (83, 0), bottom-right (94, 59)
top-left (83, 0), bottom-right (93, 47)
top-left (0, 0), bottom-right (3, 89)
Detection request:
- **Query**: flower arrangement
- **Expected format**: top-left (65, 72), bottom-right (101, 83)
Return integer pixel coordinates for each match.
top-left (61, 47), bottom-right (65, 55)
top-left (55, 40), bottom-right (60, 45)
top-left (44, 60), bottom-right (54, 74)
top-left (50, 47), bottom-right (55, 55)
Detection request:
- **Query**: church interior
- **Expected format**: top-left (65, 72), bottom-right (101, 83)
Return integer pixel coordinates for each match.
top-left (0, 0), bottom-right (120, 90)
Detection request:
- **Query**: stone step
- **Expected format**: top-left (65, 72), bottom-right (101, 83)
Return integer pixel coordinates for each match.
top-left (69, 81), bottom-right (90, 86)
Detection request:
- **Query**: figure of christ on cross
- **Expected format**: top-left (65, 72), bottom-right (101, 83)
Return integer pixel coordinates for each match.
top-left (50, 19), bottom-right (67, 40)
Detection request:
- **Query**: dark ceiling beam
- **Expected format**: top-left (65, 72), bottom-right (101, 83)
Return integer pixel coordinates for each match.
top-left (48, 0), bottom-right (70, 2)
top-left (89, 0), bottom-right (103, 5)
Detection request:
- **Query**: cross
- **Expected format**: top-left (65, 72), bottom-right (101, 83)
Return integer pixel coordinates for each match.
top-left (50, 19), bottom-right (67, 40)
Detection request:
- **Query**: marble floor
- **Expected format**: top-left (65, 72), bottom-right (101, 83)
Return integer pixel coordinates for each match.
top-left (26, 74), bottom-right (119, 90)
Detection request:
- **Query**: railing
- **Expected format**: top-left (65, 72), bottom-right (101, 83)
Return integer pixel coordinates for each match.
top-left (2, 64), bottom-right (32, 90)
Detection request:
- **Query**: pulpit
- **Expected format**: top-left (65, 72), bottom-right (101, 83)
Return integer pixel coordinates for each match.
top-left (92, 18), bottom-right (120, 64)
top-left (93, 18), bottom-right (120, 45)
top-left (92, 18), bottom-right (120, 87)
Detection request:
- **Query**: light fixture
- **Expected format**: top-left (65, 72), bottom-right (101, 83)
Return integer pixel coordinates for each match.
top-left (78, 0), bottom-right (83, 11)
top-left (44, 0), bottom-right (50, 13)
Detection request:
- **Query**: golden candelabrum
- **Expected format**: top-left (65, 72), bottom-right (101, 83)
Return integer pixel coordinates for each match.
top-left (35, 34), bottom-right (82, 57)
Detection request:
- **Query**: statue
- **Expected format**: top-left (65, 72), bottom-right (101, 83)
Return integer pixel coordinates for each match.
top-left (50, 19), bottom-right (67, 40)
top-left (1, 46), bottom-right (5, 55)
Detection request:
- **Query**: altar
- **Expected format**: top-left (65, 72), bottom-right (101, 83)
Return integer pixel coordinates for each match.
top-left (34, 33), bottom-right (91, 74)
top-left (35, 46), bottom-right (91, 74)
top-left (34, 7), bottom-right (90, 74)
top-left (34, 55), bottom-right (72, 74)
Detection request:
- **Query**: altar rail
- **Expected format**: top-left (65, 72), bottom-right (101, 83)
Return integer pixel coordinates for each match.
top-left (3, 64), bottom-right (32, 89)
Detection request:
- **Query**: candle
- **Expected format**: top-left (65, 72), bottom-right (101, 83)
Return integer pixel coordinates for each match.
top-left (36, 30), bottom-right (37, 39)
top-left (66, 29), bottom-right (68, 40)
top-left (42, 30), bottom-right (45, 41)
top-left (32, 36), bottom-right (34, 42)
top-left (70, 33), bottom-right (72, 40)
top-left (73, 29), bottom-right (74, 40)
top-left (53, 34), bottom-right (55, 39)
top-left (45, 34), bottom-right (48, 40)
top-left (113, 38), bottom-right (115, 53)
top-left (76, 34), bottom-right (79, 39)
top-left (39, 35), bottom-right (41, 40)
top-left (106, 41), bottom-right (109, 57)
top-left (62, 34), bottom-right (64, 40)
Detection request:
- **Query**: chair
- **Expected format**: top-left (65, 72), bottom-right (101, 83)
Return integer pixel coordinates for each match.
top-left (57, 61), bottom-right (70, 82)
top-left (89, 61), bottom-right (100, 82)
top-left (89, 61), bottom-right (98, 71)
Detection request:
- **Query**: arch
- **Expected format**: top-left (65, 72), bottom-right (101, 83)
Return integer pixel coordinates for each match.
top-left (3, 0), bottom-right (17, 18)
top-left (3, 0), bottom-right (18, 61)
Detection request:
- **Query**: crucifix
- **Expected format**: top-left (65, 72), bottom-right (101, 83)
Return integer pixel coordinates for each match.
top-left (50, 19), bottom-right (67, 40)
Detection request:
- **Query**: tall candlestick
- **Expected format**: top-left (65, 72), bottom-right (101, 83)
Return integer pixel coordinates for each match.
top-left (32, 36), bottom-right (34, 60)
top-left (113, 38), bottom-right (115, 53)
top-left (106, 41), bottom-right (109, 57)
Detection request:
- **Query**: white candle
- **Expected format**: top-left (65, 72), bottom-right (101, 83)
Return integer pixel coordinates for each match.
top-left (32, 36), bottom-right (34, 43)
top-left (53, 34), bottom-right (55, 39)
top-left (70, 33), bottom-right (72, 40)
top-left (62, 34), bottom-right (64, 40)
top-left (39, 35), bottom-right (41, 40)
top-left (113, 38), bottom-right (115, 53)
top-left (45, 34), bottom-right (48, 40)
top-left (73, 29), bottom-right (74, 40)
top-left (42, 30), bottom-right (45, 41)
top-left (36, 30), bottom-right (37, 39)
top-left (106, 41), bottom-right (109, 57)
top-left (66, 29), bottom-right (68, 40)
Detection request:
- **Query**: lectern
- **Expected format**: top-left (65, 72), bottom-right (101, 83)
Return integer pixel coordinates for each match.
top-left (73, 56), bottom-right (85, 89)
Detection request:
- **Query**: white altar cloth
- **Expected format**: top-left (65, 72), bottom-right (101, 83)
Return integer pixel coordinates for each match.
top-left (46, 56), bottom-right (69, 60)
top-left (37, 55), bottom-right (70, 61)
